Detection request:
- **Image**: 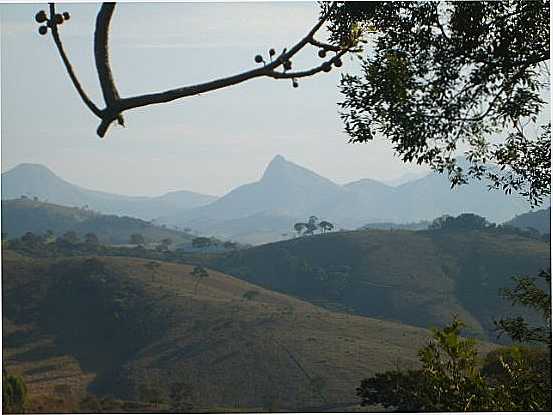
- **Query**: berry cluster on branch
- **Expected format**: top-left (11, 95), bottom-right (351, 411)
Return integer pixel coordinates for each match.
top-left (35, 2), bottom-right (357, 138)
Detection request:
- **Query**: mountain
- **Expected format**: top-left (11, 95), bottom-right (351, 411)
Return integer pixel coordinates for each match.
top-left (505, 207), bottom-right (551, 235)
top-left (381, 170), bottom-right (430, 186)
top-left (176, 155), bottom-right (348, 221)
top-left (1, 163), bottom-right (217, 220)
top-left (1, 198), bottom-right (196, 246)
top-left (162, 155), bottom-right (537, 244)
top-left (3, 250), bottom-right (439, 412)
top-left (4, 158), bottom-right (543, 245)
top-left (212, 227), bottom-right (550, 339)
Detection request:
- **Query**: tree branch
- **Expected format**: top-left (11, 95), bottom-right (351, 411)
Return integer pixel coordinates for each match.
top-left (94, 2), bottom-right (124, 134)
top-left (267, 51), bottom-right (347, 79)
top-left (44, 2), bottom-right (345, 137)
top-left (47, 3), bottom-right (102, 118)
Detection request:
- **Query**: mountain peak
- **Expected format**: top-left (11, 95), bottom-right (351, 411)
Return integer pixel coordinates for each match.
top-left (261, 155), bottom-right (293, 180)
top-left (8, 163), bottom-right (57, 176)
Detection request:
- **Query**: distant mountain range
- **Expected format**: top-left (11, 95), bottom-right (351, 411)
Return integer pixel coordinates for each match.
top-left (160, 155), bottom-right (538, 242)
top-left (2, 157), bottom-right (545, 244)
top-left (1, 163), bottom-right (217, 220)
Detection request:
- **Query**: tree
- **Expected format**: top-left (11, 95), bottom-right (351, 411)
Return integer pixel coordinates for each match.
top-left (304, 215), bottom-right (319, 236)
top-left (2, 369), bottom-right (28, 413)
top-left (242, 290), bottom-right (260, 301)
top-left (129, 233), bottom-right (145, 246)
top-left (191, 265), bottom-right (209, 294)
top-left (44, 229), bottom-right (55, 241)
top-left (20, 232), bottom-right (45, 249)
top-left (329, 1), bottom-right (550, 206)
top-left (60, 230), bottom-right (79, 245)
top-left (84, 232), bottom-right (100, 246)
top-left (157, 238), bottom-right (172, 251)
top-left (223, 241), bottom-right (237, 250)
top-left (34, 2), bottom-right (354, 137)
top-left (495, 270), bottom-right (551, 348)
top-left (318, 220), bottom-right (334, 233)
top-left (357, 318), bottom-right (551, 412)
top-left (192, 237), bottom-right (212, 249)
top-left (293, 222), bottom-right (307, 237)
top-left (357, 269), bottom-right (552, 412)
top-left (428, 213), bottom-right (491, 231)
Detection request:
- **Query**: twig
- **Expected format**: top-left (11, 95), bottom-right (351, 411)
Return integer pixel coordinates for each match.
top-left (48, 3), bottom-right (102, 118)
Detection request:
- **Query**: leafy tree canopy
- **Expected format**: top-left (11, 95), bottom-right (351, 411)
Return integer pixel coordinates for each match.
top-left (329, 1), bottom-right (550, 206)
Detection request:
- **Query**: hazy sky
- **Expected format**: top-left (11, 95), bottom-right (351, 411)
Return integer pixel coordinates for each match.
top-left (1, 2), bottom-right (430, 197)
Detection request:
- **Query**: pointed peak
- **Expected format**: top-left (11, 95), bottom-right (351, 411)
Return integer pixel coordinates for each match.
top-left (269, 154), bottom-right (287, 165)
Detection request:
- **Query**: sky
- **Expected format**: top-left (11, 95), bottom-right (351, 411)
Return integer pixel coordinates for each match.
top-left (1, 1), bottom-right (431, 197)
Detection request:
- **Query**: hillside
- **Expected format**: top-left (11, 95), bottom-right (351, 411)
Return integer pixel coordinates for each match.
top-left (506, 207), bottom-right (551, 235)
top-left (2, 250), bottom-right (437, 411)
top-left (1, 198), bottom-right (196, 246)
top-left (212, 228), bottom-right (550, 339)
top-left (1, 163), bottom-right (217, 220)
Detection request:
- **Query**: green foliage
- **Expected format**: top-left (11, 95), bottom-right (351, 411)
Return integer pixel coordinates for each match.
top-left (429, 213), bottom-right (493, 231)
top-left (129, 233), bottom-right (145, 245)
top-left (60, 230), bottom-right (79, 245)
top-left (84, 232), bottom-right (99, 246)
top-left (293, 216), bottom-right (334, 236)
top-left (191, 265), bottom-right (209, 294)
top-left (2, 370), bottom-right (28, 413)
top-left (242, 290), bottom-right (260, 301)
top-left (495, 270), bottom-right (551, 347)
top-left (330, 1), bottom-right (550, 205)
top-left (357, 319), bottom-right (551, 411)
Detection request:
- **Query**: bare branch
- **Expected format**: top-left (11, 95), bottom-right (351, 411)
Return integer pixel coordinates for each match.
top-left (94, 2), bottom-right (124, 134)
top-left (44, 2), bottom-right (346, 137)
top-left (47, 3), bottom-right (102, 118)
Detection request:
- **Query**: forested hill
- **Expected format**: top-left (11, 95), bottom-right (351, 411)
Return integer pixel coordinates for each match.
top-left (506, 207), bottom-right (551, 235)
top-left (212, 226), bottom-right (550, 340)
top-left (1, 198), bottom-right (195, 246)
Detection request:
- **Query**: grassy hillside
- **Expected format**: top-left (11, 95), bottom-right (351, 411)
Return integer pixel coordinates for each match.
top-left (2, 250), bottom-right (442, 412)
top-left (1, 198), bottom-right (195, 246)
top-left (212, 228), bottom-right (550, 339)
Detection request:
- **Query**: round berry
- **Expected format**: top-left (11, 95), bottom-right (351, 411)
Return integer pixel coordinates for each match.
top-left (55, 14), bottom-right (64, 25)
top-left (292, 81), bottom-right (299, 88)
top-left (38, 25), bottom-right (48, 35)
top-left (318, 49), bottom-right (326, 58)
top-left (322, 62), bottom-right (332, 72)
top-left (269, 48), bottom-right (275, 56)
top-left (334, 58), bottom-right (343, 68)
top-left (63, 12), bottom-right (70, 20)
top-left (35, 10), bottom-right (47, 23)
top-left (254, 55), bottom-right (263, 63)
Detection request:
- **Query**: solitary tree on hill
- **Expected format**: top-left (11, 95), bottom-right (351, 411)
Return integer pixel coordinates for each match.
top-left (191, 265), bottom-right (209, 295)
top-left (318, 220), bottom-right (334, 233)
